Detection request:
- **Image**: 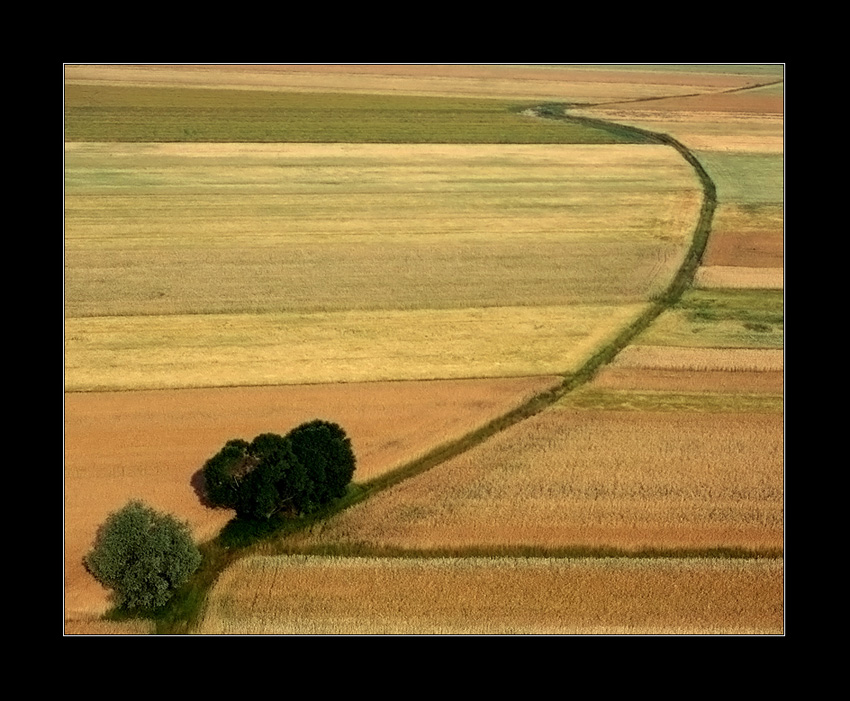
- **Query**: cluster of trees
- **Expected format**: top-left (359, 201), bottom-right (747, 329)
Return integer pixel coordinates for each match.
top-left (203, 419), bottom-right (356, 520)
top-left (85, 420), bottom-right (356, 612)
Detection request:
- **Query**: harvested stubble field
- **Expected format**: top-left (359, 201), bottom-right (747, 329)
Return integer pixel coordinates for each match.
top-left (198, 555), bottom-right (783, 635)
top-left (64, 375), bottom-right (559, 623)
top-left (65, 143), bottom-right (699, 391)
top-left (292, 407), bottom-right (783, 553)
top-left (590, 367), bottom-right (784, 394)
top-left (65, 64), bottom-right (774, 106)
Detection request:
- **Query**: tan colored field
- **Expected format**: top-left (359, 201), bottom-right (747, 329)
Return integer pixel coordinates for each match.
top-left (64, 375), bottom-right (560, 623)
top-left (64, 64), bottom-right (773, 102)
top-left (612, 346), bottom-right (783, 371)
top-left (695, 266), bottom-right (784, 289)
top-left (198, 555), bottom-right (783, 635)
top-left (294, 408), bottom-right (783, 553)
top-left (591, 367), bottom-right (783, 394)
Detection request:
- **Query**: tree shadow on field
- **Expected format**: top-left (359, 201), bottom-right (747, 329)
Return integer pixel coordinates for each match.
top-left (191, 468), bottom-right (217, 509)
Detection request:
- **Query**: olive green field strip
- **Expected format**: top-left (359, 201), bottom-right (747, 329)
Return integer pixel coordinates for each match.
top-left (64, 85), bottom-right (649, 144)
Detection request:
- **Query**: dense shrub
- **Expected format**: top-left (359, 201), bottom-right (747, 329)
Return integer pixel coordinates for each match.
top-left (84, 500), bottom-right (202, 611)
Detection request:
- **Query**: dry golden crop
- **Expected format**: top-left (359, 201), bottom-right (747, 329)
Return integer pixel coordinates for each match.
top-left (611, 346), bottom-right (784, 371)
top-left (198, 555), bottom-right (783, 635)
top-left (294, 407), bottom-right (783, 553)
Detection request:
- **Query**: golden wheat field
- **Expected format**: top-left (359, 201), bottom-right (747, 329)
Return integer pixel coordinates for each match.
top-left (590, 367), bottom-right (784, 394)
top-left (610, 346), bottom-right (783, 371)
top-left (64, 375), bottom-right (560, 623)
top-left (292, 407), bottom-right (783, 553)
top-left (198, 555), bottom-right (783, 635)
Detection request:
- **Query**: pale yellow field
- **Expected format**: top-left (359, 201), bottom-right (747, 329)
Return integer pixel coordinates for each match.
top-left (198, 555), bottom-right (783, 635)
top-left (293, 408), bottom-right (783, 552)
top-left (695, 266), bottom-right (784, 289)
top-left (64, 64), bottom-right (775, 102)
top-left (65, 143), bottom-right (700, 317)
top-left (65, 143), bottom-right (701, 391)
top-left (64, 375), bottom-right (560, 622)
top-left (611, 346), bottom-right (784, 371)
top-left (65, 304), bottom-right (644, 391)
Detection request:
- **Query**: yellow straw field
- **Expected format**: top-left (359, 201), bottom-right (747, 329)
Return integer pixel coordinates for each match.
top-left (198, 555), bottom-right (783, 635)
top-left (293, 408), bottom-right (783, 553)
top-left (610, 346), bottom-right (783, 371)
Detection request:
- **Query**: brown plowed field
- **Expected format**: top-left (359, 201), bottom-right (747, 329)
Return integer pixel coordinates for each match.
top-left (703, 229), bottom-right (783, 267)
top-left (64, 375), bottom-right (560, 622)
top-left (591, 367), bottom-right (784, 394)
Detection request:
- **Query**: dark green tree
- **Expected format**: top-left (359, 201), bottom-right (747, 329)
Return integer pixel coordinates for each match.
top-left (286, 420), bottom-right (356, 512)
top-left (236, 433), bottom-right (309, 520)
top-left (84, 500), bottom-right (202, 611)
top-left (201, 438), bottom-right (251, 509)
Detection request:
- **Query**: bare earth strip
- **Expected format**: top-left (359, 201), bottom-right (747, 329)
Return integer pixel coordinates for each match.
top-left (612, 346), bottom-right (784, 371)
top-left (695, 266), bottom-right (784, 289)
top-left (295, 409), bottom-right (783, 553)
top-left (64, 375), bottom-right (560, 622)
top-left (198, 555), bottom-right (783, 635)
top-left (591, 367), bottom-right (784, 394)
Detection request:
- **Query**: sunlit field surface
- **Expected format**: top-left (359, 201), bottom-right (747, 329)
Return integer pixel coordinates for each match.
top-left (292, 406), bottom-right (782, 553)
top-left (198, 555), bottom-right (783, 635)
top-left (65, 143), bottom-right (700, 391)
top-left (64, 376), bottom-right (559, 624)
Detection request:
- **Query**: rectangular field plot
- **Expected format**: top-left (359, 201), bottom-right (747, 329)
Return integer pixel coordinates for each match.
top-left (64, 304), bottom-right (644, 391)
top-left (294, 408), bottom-right (783, 553)
top-left (65, 143), bottom-right (700, 317)
top-left (198, 555), bottom-right (783, 635)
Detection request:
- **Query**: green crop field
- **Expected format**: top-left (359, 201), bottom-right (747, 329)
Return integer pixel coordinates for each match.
top-left (64, 85), bottom-right (649, 144)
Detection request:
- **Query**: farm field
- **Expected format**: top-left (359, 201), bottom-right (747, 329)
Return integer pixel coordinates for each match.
top-left (290, 406), bottom-right (783, 553)
top-left (65, 142), bottom-right (699, 391)
top-left (199, 555), bottom-right (783, 635)
top-left (64, 64), bottom-right (784, 635)
top-left (64, 375), bottom-right (560, 623)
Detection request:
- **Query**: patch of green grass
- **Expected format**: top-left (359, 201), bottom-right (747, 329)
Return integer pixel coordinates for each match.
top-left (64, 84), bottom-right (647, 144)
top-left (634, 289), bottom-right (784, 348)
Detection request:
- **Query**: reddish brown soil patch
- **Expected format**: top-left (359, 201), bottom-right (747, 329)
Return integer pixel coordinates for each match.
top-left (64, 375), bottom-right (561, 620)
top-left (592, 367), bottom-right (784, 394)
top-left (703, 229), bottom-right (784, 267)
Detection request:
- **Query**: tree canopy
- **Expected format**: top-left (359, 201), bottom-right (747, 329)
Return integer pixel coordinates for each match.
top-left (84, 500), bottom-right (202, 611)
top-left (201, 420), bottom-right (357, 520)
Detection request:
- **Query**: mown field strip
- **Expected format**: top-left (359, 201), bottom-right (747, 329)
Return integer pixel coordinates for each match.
top-left (65, 143), bottom-right (700, 318)
top-left (64, 375), bottom-right (561, 621)
top-left (198, 555), bottom-right (783, 635)
top-left (695, 266), bottom-right (784, 289)
top-left (292, 408), bottom-right (783, 553)
top-left (612, 346), bottom-right (783, 371)
top-left (64, 305), bottom-right (645, 391)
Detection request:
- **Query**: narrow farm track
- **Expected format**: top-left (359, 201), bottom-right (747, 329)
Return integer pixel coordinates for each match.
top-left (578, 78), bottom-right (785, 109)
top-left (156, 107), bottom-right (730, 635)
